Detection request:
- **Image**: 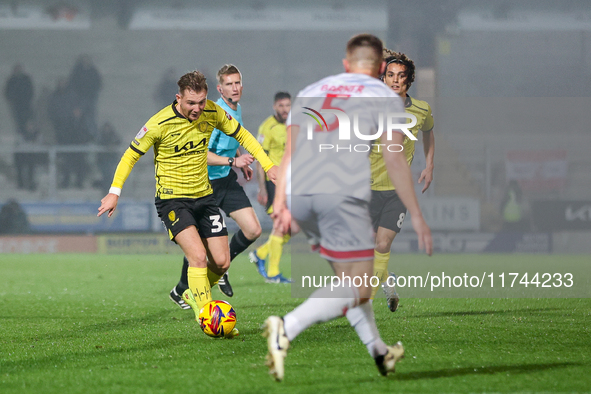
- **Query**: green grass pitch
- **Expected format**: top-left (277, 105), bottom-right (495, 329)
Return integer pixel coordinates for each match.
top-left (1, 253), bottom-right (590, 393)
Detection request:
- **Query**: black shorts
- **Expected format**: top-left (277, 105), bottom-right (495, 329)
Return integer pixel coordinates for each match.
top-left (265, 180), bottom-right (276, 214)
top-left (155, 194), bottom-right (228, 241)
top-left (369, 190), bottom-right (407, 233)
top-left (210, 170), bottom-right (252, 215)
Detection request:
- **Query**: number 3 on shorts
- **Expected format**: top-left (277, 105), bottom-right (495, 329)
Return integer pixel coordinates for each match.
top-left (397, 213), bottom-right (405, 229)
top-left (209, 215), bottom-right (226, 233)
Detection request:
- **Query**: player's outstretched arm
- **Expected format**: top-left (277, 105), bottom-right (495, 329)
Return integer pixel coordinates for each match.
top-left (230, 126), bottom-right (275, 173)
top-left (98, 193), bottom-right (119, 218)
top-left (97, 146), bottom-right (141, 218)
top-left (382, 132), bottom-right (432, 256)
top-left (418, 129), bottom-right (435, 193)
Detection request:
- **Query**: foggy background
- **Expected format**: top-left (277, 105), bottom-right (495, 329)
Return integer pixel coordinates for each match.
top-left (1, 0), bottom-right (590, 253)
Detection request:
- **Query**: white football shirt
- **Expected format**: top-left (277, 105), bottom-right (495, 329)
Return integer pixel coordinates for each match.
top-left (288, 72), bottom-right (405, 202)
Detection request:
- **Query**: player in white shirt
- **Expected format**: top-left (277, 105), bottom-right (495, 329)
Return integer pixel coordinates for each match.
top-left (263, 34), bottom-right (433, 381)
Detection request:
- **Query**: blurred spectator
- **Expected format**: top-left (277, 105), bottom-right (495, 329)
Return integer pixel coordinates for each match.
top-left (0, 199), bottom-right (30, 234)
top-left (14, 120), bottom-right (47, 191)
top-left (68, 54), bottom-right (102, 139)
top-left (48, 77), bottom-right (77, 137)
top-left (45, 3), bottom-right (79, 21)
top-left (35, 85), bottom-right (56, 145)
top-left (48, 78), bottom-right (92, 189)
top-left (4, 64), bottom-right (34, 137)
top-left (501, 180), bottom-right (530, 231)
top-left (62, 107), bottom-right (92, 189)
top-left (154, 67), bottom-right (178, 109)
top-left (94, 121), bottom-right (122, 191)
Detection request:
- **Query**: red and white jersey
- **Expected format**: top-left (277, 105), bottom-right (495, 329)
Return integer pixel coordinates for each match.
top-left (288, 72), bottom-right (405, 201)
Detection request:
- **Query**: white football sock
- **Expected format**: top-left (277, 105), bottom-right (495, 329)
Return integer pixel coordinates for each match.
top-left (283, 285), bottom-right (359, 342)
top-left (346, 301), bottom-right (388, 358)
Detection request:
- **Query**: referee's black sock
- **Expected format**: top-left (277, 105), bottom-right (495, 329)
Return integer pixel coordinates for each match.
top-left (175, 256), bottom-right (189, 294)
top-left (229, 229), bottom-right (255, 262)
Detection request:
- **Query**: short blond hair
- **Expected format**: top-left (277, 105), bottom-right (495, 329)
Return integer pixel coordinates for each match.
top-left (217, 64), bottom-right (242, 85)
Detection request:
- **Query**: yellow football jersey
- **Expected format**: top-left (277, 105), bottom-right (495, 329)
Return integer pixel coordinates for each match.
top-left (370, 96), bottom-right (434, 191)
top-left (111, 100), bottom-right (273, 199)
top-left (258, 115), bottom-right (287, 180)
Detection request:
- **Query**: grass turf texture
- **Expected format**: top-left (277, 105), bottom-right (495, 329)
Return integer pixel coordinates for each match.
top-left (1, 253), bottom-right (590, 393)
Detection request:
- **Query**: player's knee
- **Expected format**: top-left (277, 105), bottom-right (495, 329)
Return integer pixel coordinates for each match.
top-left (375, 239), bottom-right (392, 254)
top-left (186, 252), bottom-right (208, 268)
top-left (357, 287), bottom-right (372, 301)
top-left (244, 223), bottom-right (262, 241)
top-left (352, 282), bottom-right (373, 300)
top-left (219, 258), bottom-right (230, 271)
top-left (210, 252), bottom-right (230, 271)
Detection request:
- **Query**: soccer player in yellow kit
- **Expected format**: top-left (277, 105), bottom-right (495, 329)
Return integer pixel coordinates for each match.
top-left (249, 92), bottom-right (292, 283)
top-left (97, 71), bottom-right (277, 337)
top-left (369, 50), bottom-right (435, 311)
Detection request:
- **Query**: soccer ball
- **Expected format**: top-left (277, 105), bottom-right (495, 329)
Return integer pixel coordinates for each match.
top-left (198, 300), bottom-right (237, 338)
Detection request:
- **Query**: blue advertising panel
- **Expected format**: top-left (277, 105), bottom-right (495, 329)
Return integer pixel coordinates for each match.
top-left (21, 202), bottom-right (154, 233)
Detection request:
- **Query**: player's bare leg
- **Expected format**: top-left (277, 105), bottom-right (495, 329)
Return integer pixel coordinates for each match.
top-left (372, 226), bottom-right (399, 312)
top-left (332, 260), bottom-right (404, 375)
top-left (250, 210), bottom-right (292, 282)
top-left (202, 235), bottom-right (231, 276)
top-left (217, 207), bottom-right (263, 297)
top-left (230, 207), bottom-right (262, 242)
top-left (267, 219), bottom-right (298, 284)
top-left (264, 223), bottom-right (291, 283)
top-left (172, 207), bottom-right (260, 301)
top-left (265, 259), bottom-right (403, 381)
top-left (174, 227), bottom-right (214, 314)
top-left (375, 227), bottom-right (397, 255)
top-left (201, 235), bottom-right (239, 338)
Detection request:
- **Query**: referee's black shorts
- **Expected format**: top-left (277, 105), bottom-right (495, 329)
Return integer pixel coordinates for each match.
top-left (210, 170), bottom-right (252, 215)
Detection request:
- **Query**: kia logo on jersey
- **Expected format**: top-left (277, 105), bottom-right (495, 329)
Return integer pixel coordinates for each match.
top-left (174, 138), bottom-right (207, 153)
